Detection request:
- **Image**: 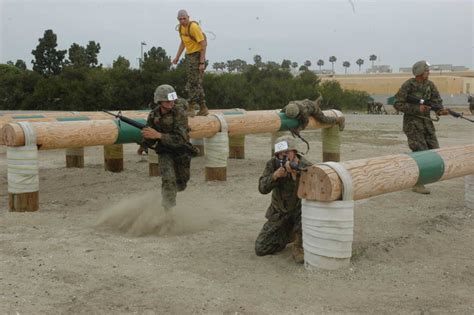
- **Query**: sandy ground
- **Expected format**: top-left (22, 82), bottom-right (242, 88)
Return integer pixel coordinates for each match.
top-left (0, 113), bottom-right (473, 314)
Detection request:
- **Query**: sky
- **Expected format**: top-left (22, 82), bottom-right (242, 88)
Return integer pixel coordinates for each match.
top-left (0, 0), bottom-right (473, 73)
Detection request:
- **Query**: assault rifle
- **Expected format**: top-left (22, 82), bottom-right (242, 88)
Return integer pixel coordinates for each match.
top-left (406, 95), bottom-right (474, 123)
top-left (275, 156), bottom-right (305, 172)
top-left (102, 110), bottom-right (199, 156)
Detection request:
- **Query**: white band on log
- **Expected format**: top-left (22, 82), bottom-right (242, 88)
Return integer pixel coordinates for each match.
top-left (318, 162), bottom-right (353, 200)
top-left (205, 114), bottom-right (229, 168)
top-left (7, 122), bottom-right (39, 193)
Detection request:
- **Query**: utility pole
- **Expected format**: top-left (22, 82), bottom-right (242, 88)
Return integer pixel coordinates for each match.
top-left (140, 41), bottom-right (147, 70)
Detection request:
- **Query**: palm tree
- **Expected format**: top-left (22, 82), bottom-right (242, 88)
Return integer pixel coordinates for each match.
top-left (369, 54), bottom-right (377, 68)
top-left (212, 62), bottom-right (220, 71)
top-left (356, 58), bottom-right (364, 72)
top-left (291, 62), bottom-right (298, 70)
top-left (317, 59), bottom-right (324, 71)
top-left (253, 55), bottom-right (263, 68)
top-left (342, 61), bottom-right (351, 74)
top-left (329, 56), bottom-right (337, 73)
top-left (304, 60), bottom-right (312, 69)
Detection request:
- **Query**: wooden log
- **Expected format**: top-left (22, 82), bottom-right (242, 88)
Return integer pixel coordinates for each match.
top-left (104, 144), bottom-right (123, 173)
top-left (298, 145), bottom-right (474, 202)
top-left (9, 192), bottom-right (39, 212)
top-left (3, 110), bottom-right (341, 149)
top-left (205, 167), bottom-right (227, 181)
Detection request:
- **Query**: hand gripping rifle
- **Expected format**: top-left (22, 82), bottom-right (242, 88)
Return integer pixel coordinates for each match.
top-left (406, 95), bottom-right (474, 123)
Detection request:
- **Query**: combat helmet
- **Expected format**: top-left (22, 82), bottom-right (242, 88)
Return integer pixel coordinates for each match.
top-left (274, 135), bottom-right (298, 154)
top-left (285, 102), bottom-right (300, 118)
top-left (412, 60), bottom-right (430, 76)
top-left (154, 84), bottom-right (178, 103)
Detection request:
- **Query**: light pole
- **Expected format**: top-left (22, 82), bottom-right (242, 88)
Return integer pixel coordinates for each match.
top-left (140, 41), bottom-right (147, 70)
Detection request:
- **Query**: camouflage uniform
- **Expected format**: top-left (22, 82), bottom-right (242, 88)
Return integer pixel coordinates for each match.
top-left (146, 103), bottom-right (191, 209)
top-left (394, 78), bottom-right (442, 152)
top-left (185, 52), bottom-right (205, 106)
top-left (255, 155), bottom-right (312, 256)
top-left (282, 99), bottom-right (337, 132)
top-left (468, 95), bottom-right (474, 114)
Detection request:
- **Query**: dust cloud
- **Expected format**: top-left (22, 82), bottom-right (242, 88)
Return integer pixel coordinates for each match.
top-left (96, 191), bottom-right (224, 236)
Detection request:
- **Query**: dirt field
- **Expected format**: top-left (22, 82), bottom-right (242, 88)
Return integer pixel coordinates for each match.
top-left (1, 114), bottom-right (473, 314)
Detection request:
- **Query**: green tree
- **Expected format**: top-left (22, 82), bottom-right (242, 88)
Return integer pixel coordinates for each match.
top-left (67, 43), bottom-right (88, 68)
top-left (291, 62), bottom-right (298, 70)
top-left (369, 54), bottom-right (377, 67)
top-left (329, 56), bottom-right (337, 73)
top-left (112, 55), bottom-right (130, 69)
top-left (342, 61), bottom-right (351, 74)
top-left (142, 46), bottom-right (171, 74)
top-left (356, 58), bottom-right (364, 72)
top-left (31, 29), bottom-right (67, 76)
top-left (253, 55), bottom-right (263, 68)
top-left (85, 41), bottom-right (102, 68)
top-left (317, 59), bottom-right (324, 71)
top-left (15, 60), bottom-right (27, 70)
top-left (304, 60), bottom-right (312, 69)
top-left (299, 65), bottom-right (308, 71)
top-left (281, 59), bottom-right (291, 69)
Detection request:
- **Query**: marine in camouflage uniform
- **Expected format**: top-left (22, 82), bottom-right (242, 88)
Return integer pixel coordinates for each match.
top-left (144, 85), bottom-right (193, 210)
top-left (282, 96), bottom-right (345, 132)
top-left (468, 95), bottom-right (474, 114)
top-left (394, 60), bottom-right (443, 194)
top-left (255, 136), bottom-right (312, 264)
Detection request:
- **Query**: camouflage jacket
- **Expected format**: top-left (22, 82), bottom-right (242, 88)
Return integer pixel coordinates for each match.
top-left (258, 155), bottom-right (312, 217)
top-left (394, 78), bottom-right (442, 129)
top-left (146, 100), bottom-right (190, 152)
top-left (282, 99), bottom-right (323, 130)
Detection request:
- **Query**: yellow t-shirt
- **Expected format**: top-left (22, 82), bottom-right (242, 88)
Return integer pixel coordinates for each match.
top-left (179, 22), bottom-right (205, 54)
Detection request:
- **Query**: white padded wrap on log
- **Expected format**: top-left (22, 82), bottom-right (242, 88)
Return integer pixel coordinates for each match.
top-left (7, 122), bottom-right (39, 193)
top-left (205, 114), bottom-right (229, 168)
top-left (319, 161), bottom-right (353, 201)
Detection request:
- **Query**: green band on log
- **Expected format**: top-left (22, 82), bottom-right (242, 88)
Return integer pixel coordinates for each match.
top-left (56, 116), bottom-right (90, 121)
top-left (278, 112), bottom-right (300, 131)
top-left (114, 119), bottom-right (146, 144)
top-left (12, 115), bottom-right (45, 119)
top-left (408, 150), bottom-right (445, 185)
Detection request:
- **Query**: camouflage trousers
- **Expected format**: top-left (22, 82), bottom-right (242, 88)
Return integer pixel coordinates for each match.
top-left (255, 207), bottom-right (302, 256)
top-left (159, 153), bottom-right (191, 209)
top-left (404, 120), bottom-right (439, 152)
top-left (185, 52), bottom-right (205, 105)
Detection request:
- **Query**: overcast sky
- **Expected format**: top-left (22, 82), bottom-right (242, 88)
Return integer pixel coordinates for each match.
top-left (1, 0), bottom-right (473, 73)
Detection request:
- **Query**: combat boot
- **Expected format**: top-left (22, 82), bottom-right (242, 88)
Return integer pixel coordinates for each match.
top-left (197, 102), bottom-right (209, 116)
top-left (336, 116), bottom-right (345, 131)
top-left (186, 102), bottom-right (196, 117)
top-left (292, 231), bottom-right (305, 264)
top-left (412, 184), bottom-right (430, 194)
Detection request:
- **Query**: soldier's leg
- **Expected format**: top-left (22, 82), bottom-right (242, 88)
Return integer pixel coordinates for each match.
top-left (405, 126), bottom-right (429, 152)
top-left (289, 210), bottom-right (304, 263)
top-left (185, 54), bottom-right (198, 117)
top-left (255, 215), bottom-right (292, 256)
top-left (159, 154), bottom-right (178, 210)
top-left (424, 124), bottom-right (440, 150)
top-left (174, 154), bottom-right (191, 192)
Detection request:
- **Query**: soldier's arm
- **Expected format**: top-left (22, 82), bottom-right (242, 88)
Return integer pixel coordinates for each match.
top-left (393, 81), bottom-right (423, 115)
top-left (259, 159), bottom-right (278, 194)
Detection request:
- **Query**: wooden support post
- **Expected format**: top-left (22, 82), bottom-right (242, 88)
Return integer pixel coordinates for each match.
top-left (65, 148), bottom-right (84, 168)
top-left (148, 149), bottom-right (160, 177)
top-left (9, 192), bottom-right (39, 212)
top-left (322, 126), bottom-right (341, 162)
top-left (104, 144), bottom-right (123, 173)
top-left (228, 135), bottom-right (245, 159)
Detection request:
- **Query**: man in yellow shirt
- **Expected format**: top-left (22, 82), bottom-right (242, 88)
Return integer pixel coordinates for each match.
top-left (172, 9), bottom-right (209, 117)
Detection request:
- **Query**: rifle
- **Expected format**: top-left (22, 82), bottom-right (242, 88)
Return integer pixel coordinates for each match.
top-left (406, 95), bottom-right (474, 123)
top-left (102, 110), bottom-right (199, 157)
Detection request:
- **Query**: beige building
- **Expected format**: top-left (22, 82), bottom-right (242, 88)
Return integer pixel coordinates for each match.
top-left (320, 72), bottom-right (474, 95)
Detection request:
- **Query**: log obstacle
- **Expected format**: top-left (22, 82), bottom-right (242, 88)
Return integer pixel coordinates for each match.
top-left (298, 145), bottom-right (474, 271)
top-left (2, 110), bottom-right (342, 211)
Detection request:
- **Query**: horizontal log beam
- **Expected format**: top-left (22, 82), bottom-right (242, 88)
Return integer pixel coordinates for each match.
top-left (3, 110), bottom-right (340, 150)
top-left (298, 145), bottom-right (474, 202)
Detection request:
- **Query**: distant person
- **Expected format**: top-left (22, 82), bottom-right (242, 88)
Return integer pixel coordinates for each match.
top-left (141, 84), bottom-right (198, 218)
top-left (394, 60), bottom-right (448, 195)
top-left (172, 9), bottom-right (208, 117)
top-left (468, 94), bottom-right (474, 114)
top-left (255, 136), bottom-right (312, 264)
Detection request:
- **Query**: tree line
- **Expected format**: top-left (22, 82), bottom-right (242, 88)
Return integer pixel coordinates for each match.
top-left (0, 29), bottom-right (370, 112)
